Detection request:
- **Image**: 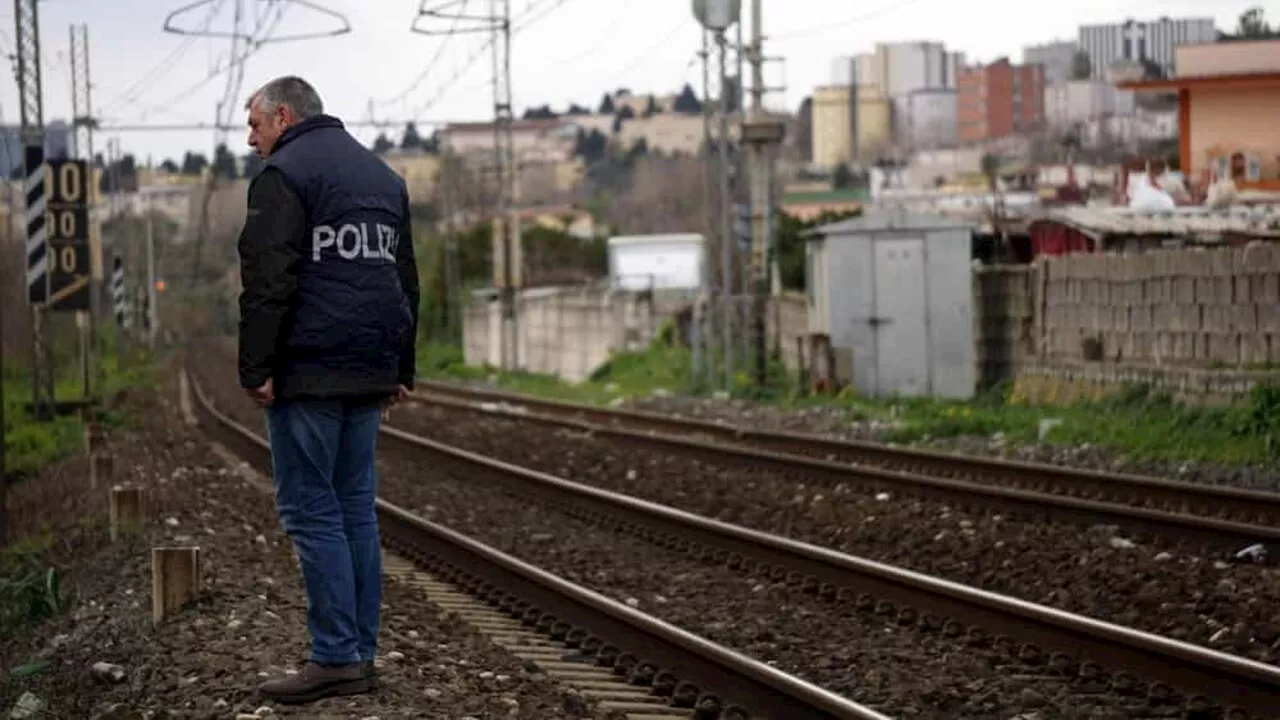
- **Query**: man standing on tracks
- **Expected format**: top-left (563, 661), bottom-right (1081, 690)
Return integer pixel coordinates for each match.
top-left (235, 75), bottom-right (419, 704)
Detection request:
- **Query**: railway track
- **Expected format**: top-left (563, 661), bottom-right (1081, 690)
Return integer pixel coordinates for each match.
top-left (185, 370), bottom-right (883, 720)
top-left (412, 381), bottom-right (1280, 549)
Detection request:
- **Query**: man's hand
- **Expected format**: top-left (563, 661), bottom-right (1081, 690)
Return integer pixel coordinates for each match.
top-left (381, 384), bottom-right (410, 419)
top-left (247, 378), bottom-right (275, 408)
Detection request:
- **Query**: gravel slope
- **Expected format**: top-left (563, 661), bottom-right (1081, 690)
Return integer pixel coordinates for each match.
top-left (0, 365), bottom-right (611, 720)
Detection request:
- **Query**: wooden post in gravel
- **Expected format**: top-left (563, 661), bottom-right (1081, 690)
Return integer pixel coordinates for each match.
top-left (109, 487), bottom-right (146, 542)
top-left (89, 453), bottom-right (115, 490)
top-left (151, 547), bottom-right (202, 624)
top-left (84, 422), bottom-right (105, 455)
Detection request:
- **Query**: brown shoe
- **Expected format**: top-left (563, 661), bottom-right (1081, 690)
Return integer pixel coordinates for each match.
top-left (258, 661), bottom-right (370, 704)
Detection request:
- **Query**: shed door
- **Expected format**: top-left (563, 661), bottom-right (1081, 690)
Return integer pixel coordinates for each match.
top-left (872, 236), bottom-right (928, 396)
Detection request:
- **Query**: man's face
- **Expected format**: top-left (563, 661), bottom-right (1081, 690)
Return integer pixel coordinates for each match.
top-left (246, 97), bottom-right (295, 158)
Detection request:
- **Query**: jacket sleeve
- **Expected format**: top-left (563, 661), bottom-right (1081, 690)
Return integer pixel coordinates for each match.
top-left (237, 167), bottom-right (306, 390)
top-left (395, 191), bottom-right (421, 388)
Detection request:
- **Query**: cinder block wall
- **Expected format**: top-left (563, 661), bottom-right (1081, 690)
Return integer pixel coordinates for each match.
top-left (975, 243), bottom-right (1280, 404)
top-left (1041, 244), bottom-right (1280, 367)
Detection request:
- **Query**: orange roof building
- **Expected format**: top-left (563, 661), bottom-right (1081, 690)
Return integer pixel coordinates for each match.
top-left (1119, 39), bottom-right (1280, 191)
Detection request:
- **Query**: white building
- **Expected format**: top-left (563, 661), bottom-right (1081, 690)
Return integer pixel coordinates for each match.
top-left (855, 42), bottom-right (964, 97)
top-left (894, 89), bottom-right (958, 150)
top-left (1078, 17), bottom-right (1217, 79)
top-left (1023, 40), bottom-right (1079, 84)
top-left (1044, 80), bottom-right (1136, 128)
top-left (830, 55), bottom-right (857, 86)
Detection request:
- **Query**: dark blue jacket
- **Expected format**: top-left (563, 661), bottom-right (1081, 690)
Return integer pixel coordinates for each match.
top-left (236, 114), bottom-right (420, 401)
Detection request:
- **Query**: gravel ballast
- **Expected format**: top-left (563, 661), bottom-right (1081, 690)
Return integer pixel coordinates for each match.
top-left (0, 365), bottom-right (611, 720)
top-left (188, 360), bottom-right (1234, 719)
top-left (385, 402), bottom-right (1280, 667)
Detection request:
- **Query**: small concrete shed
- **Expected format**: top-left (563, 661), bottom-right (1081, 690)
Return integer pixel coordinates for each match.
top-left (806, 208), bottom-right (978, 399)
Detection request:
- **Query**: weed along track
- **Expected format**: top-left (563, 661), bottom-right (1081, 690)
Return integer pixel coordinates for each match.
top-left (187, 368), bottom-right (884, 720)
top-left (189, 356), bottom-right (1280, 719)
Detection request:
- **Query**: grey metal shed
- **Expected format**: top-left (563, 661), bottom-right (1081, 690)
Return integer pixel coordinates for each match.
top-left (806, 208), bottom-right (977, 399)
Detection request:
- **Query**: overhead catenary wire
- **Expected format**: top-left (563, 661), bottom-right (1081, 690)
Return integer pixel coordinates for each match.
top-left (405, 0), bottom-right (576, 120)
top-left (97, 0), bottom-right (228, 116)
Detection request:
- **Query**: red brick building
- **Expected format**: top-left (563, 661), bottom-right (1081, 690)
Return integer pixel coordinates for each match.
top-left (957, 58), bottom-right (1045, 143)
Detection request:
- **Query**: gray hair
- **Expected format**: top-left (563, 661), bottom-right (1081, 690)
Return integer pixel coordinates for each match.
top-left (245, 76), bottom-right (324, 119)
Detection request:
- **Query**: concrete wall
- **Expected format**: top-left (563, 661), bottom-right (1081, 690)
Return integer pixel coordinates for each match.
top-left (462, 287), bottom-right (661, 382)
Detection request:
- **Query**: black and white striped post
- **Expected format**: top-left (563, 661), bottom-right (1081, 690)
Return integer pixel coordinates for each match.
top-left (23, 145), bottom-right (47, 305)
top-left (111, 254), bottom-right (128, 329)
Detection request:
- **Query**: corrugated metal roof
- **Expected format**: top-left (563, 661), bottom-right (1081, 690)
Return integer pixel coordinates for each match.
top-left (1035, 205), bottom-right (1280, 239)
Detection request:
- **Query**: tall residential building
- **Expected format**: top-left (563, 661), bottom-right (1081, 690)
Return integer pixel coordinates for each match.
top-left (957, 59), bottom-right (1045, 143)
top-left (811, 85), bottom-right (855, 168)
top-left (830, 55), bottom-right (856, 86)
top-left (1044, 80), bottom-right (1136, 129)
top-left (1024, 40), bottom-right (1078, 84)
top-left (1078, 17), bottom-right (1216, 79)
top-left (893, 90), bottom-right (958, 150)
top-left (855, 42), bottom-right (963, 97)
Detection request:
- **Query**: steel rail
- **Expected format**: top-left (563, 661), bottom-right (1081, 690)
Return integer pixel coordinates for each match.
top-left (366, 419), bottom-right (1280, 717)
top-left (185, 370), bottom-right (883, 720)
top-left (411, 382), bottom-right (1280, 547)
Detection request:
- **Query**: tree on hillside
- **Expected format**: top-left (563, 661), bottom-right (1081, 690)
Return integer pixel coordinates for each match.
top-left (99, 154), bottom-right (139, 193)
top-left (401, 122), bottom-right (423, 150)
top-left (180, 151), bottom-right (208, 176)
top-left (598, 93), bottom-right (615, 114)
top-left (793, 96), bottom-right (813, 162)
top-left (565, 103), bottom-right (591, 115)
top-left (573, 128), bottom-right (608, 164)
top-left (159, 158), bottom-right (179, 173)
top-left (1235, 7), bottom-right (1278, 38)
top-left (1071, 51), bottom-right (1092, 80)
top-left (1140, 58), bottom-right (1165, 79)
top-left (372, 133), bottom-right (395, 154)
top-left (523, 104), bottom-right (558, 119)
top-left (643, 94), bottom-right (659, 117)
top-left (673, 83), bottom-right (701, 114)
top-left (212, 143), bottom-right (238, 180)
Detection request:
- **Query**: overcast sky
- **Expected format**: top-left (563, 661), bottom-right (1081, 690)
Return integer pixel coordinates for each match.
top-left (0, 0), bottom-right (1267, 165)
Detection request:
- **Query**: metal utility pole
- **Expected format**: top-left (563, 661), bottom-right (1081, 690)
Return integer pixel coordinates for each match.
top-left (692, 0), bottom-right (741, 393)
top-left (693, 29), bottom-right (714, 389)
top-left (741, 0), bottom-right (785, 385)
top-left (145, 198), bottom-right (157, 348)
top-left (412, 1), bottom-right (521, 371)
top-left (716, 32), bottom-right (734, 391)
top-left (491, 0), bottom-right (519, 372)
top-left (70, 22), bottom-right (101, 406)
top-left (15, 0), bottom-right (54, 420)
top-left (440, 154), bottom-right (462, 342)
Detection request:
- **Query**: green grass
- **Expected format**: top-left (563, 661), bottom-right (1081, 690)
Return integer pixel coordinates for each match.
top-left (419, 337), bottom-right (1280, 468)
top-left (3, 340), bottom-right (162, 481)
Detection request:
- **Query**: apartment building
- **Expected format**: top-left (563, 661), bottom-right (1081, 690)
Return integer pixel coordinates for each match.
top-left (1023, 40), bottom-right (1078, 84)
top-left (1078, 17), bottom-right (1216, 79)
top-left (855, 41), bottom-right (963, 96)
top-left (957, 59), bottom-right (1045, 143)
top-left (811, 84), bottom-right (855, 167)
top-left (1044, 80), bottom-right (1136, 129)
top-left (894, 89), bottom-right (958, 150)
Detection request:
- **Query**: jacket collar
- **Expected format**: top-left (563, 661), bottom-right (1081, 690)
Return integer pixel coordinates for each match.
top-left (271, 114), bottom-right (344, 155)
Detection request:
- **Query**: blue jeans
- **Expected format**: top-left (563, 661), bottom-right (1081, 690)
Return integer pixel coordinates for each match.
top-left (266, 397), bottom-right (382, 665)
